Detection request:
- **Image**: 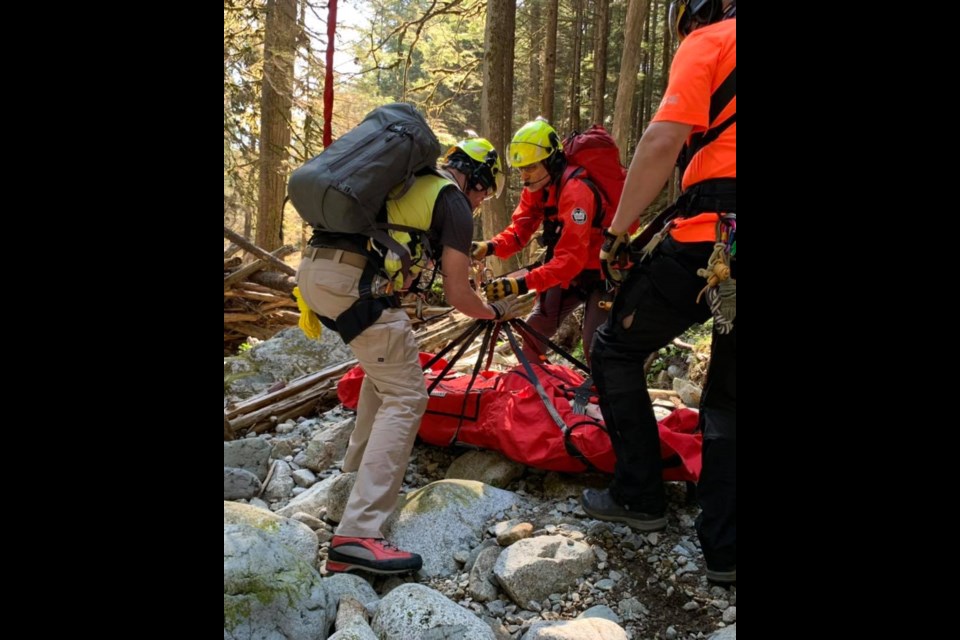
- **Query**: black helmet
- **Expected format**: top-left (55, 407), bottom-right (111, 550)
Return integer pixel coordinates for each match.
top-left (669, 0), bottom-right (734, 41)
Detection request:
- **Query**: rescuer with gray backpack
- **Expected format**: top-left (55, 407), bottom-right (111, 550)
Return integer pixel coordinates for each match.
top-left (289, 104), bottom-right (521, 574)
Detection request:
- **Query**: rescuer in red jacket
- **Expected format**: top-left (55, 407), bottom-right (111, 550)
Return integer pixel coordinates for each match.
top-left (475, 118), bottom-right (608, 365)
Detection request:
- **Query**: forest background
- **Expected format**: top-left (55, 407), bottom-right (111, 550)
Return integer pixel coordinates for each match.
top-left (224, 0), bottom-right (678, 272)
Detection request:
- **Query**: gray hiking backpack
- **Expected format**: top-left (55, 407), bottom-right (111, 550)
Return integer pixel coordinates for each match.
top-left (288, 103), bottom-right (442, 236)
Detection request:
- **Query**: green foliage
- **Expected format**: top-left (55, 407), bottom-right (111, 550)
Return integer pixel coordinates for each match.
top-left (571, 339), bottom-right (584, 364)
top-left (349, 0), bottom-right (488, 138)
top-left (645, 322), bottom-right (713, 388)
top-left (224, 0), bottom-right (265, 231)
top-left (223, 0), bottom-right (681, 240)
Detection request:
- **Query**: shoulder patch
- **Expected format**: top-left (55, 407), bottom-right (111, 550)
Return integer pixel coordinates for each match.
top-left (571, 208), bottom-right (588, 225)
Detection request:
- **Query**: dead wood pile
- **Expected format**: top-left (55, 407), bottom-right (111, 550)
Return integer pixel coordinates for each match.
top-left (224, 226), bottom-right (300, 355)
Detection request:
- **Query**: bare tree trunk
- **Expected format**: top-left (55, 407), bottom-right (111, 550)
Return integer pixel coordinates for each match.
top-left (591, 0), bottom-right (610, 125)
top-left (661, 0), bottom-right (674, 89)
top-left (528, 0), bottom-right (542, 121)
top-left (641, 0), bottom-right (656, 131)
top-left (661, 3), bottom-right (678, 202)
top-left (541, 0), bottom-right (559, 121)
top-left (568, 0), bottom-right (585, 133)
top-left (482, 0), bottom-right (519, 275)
top-left (256, 0), bottom-right (297, 251)
top-left (611, 0), bottom-right (650, 164)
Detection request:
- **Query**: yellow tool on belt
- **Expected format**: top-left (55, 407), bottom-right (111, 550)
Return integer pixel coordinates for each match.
top-left (293, 286), bottom-right (322, 340)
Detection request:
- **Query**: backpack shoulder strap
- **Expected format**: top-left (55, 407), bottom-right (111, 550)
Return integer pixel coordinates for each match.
top-left (678, 65), bottom-right (736, 173)
top-left (561, 166), bottom-right (604, 228)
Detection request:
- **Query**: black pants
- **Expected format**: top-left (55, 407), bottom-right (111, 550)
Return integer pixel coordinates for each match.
top-left (590, 237), bottom-right (736, 569)
top-left (523, 270), bottom-right (606, 367)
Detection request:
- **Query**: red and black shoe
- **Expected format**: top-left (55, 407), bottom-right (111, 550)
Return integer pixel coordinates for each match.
top-left (326, 536), bottom-right (423, 575)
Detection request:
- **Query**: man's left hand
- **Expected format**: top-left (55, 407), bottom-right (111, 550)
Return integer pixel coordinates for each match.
top-left (484, 277), bottom-right (528, 301)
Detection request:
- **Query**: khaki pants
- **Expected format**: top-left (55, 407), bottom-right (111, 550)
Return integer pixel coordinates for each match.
top-left (297, 256), bottom-right (428, 538)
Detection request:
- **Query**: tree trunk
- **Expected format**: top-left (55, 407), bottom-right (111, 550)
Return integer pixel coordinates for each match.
top-left (591, 0), bottom-right (610, 125)
top-left (482, 0), bottom-right (518, 275)
top-left (568, 0), bottom-right (584, 133)
top-left (528, 0), bottom-right (542, 121)
top-left (662, 4), bottom-right (678, 203)
top-left (611, 0), bottom-right (650, 164)
top-left (256, 0), bottom-right (297, 251)
top-left (541, 0), bottom-right (559, 121)
top-left (641, 0), bottom-right (655, 132)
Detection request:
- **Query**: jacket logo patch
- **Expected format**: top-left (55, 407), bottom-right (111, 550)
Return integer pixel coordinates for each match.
top-left (571, 208), bottom-right (588, 224)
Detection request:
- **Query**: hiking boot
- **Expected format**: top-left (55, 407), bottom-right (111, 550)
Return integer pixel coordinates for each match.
top-left (706, 565), bottom-right (737, 586)
top-left (326, 536), bottom-right (423, 575)
top-left (580, 488), bottom-right (667, 532)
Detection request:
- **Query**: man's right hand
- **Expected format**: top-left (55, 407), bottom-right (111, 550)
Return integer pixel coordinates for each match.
top-left (599, 230), bottom-right (632, 284)
top-left (471, 241), bottom-right (494, 260)
top-left (489, 296), bottom-right (525, 321)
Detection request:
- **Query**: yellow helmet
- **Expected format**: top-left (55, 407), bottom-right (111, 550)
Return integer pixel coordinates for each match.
top-left (507, 118), bottom-right (562, 168)
top-left (443, 137), bottom-right (504, 199)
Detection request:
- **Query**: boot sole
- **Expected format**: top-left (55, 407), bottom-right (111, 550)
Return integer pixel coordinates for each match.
top-left (581, 501), bottom-right (667, 532)
top-left (706, 567), bottom-right (737, 585)
top-left (325, 559), bottom-right (421, 575)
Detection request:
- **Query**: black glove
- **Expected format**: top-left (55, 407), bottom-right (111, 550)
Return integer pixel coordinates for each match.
top-left (599, 230), bottom-right (632, 284)
top-left (484, 277), bottom-right (528, 301)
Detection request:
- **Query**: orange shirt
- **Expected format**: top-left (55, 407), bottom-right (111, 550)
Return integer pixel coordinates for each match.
top-left (653, 18), bottom-right (736, 243)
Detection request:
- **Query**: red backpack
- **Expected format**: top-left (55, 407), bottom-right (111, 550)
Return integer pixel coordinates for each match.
top-left (560, 125), bottom-right (627, 228)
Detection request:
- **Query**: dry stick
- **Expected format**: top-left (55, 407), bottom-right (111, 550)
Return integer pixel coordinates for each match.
top-left (225, 360), bottom-right (358, 420)
top-left (224, 313), bottom-right (261, 323)
top-left (224, 289), bottom-right (292, 303)
top-left (648, 389), bottom-right (681, 399)
top-left (249, 271), bottom-right (296, 294)
top-left (223, 226), bottom-right (297, 276)
top-left (224, 245), bottom-right (296, 291)
top-left (237, 282), bottom-right (288, 295)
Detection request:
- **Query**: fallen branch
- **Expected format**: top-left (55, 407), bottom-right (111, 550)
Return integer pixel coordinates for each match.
top-left (223, 226), bottom-right (297, 276)
top-left (224, 245), bottom-right (296, 291)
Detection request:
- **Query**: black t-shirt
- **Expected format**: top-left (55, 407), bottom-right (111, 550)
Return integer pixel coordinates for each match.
top-left (428, 183), bottom-right (473, 257)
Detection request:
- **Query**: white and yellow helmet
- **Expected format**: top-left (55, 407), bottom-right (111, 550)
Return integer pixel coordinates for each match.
top-left (443, 137), bottom-right (505, 199)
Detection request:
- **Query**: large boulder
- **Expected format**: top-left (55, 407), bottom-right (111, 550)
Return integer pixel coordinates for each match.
top-left (224, 523), bottom-right (331, 639)
top-left (224, 501), bottom-right (318, 567)
top-left (384, 479), bottom-right (523, 577)
top-left (493, 535), bottom-right (594, 606)
top-left (224, 327), bottom-right (352, 401)
top-left (371, 583), bottom-right (495, 640)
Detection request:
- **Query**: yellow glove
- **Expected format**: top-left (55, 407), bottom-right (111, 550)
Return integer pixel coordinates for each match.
top-left (471, 241), bottom-right (494, 260)
top-left (489, 295), bottom-right (525, 321)
top-left (293, 286), bottom-right (322, 340)
top-left (599, 230), bottom-right (632, 285)
top-left (484, 277), bottom-right (528, 301)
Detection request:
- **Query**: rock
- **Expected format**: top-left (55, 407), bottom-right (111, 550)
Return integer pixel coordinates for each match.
top-left (223, 524), bottom-right (331, 639)
top-left (224, 438), bottom-right (272, 481)
top-left (224, 467), bottom-right (262, 500)
top-left (371, 583), bottom-right (495, 640)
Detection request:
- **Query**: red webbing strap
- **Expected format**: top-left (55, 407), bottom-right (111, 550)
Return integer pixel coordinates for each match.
top-left (322, 0), bottom-right (337, 148)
